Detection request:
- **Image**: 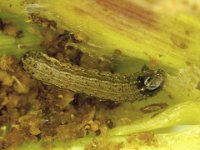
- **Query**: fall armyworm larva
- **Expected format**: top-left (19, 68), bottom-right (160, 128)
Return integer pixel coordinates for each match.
top-left (22, 51), bottom-right (165, 102)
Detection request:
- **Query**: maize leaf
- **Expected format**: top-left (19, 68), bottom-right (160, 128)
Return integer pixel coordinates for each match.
top-left (0, 0), bottom-right (200, 150)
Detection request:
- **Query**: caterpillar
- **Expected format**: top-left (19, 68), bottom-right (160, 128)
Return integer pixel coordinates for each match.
top-left (22, 51), bottom-right (165, 102)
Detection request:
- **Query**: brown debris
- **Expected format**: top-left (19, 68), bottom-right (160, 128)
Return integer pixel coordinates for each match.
top-left (0, 18), bottom-right (23, 38)
top-left (0, 128), bottom-right (26, 150)
top-left (0, 49), bottom-right (120, 149)
top-left (95, 129), bottom-right (101, 136)
top-left (29, 14), bottom-right (57, 30)
top-left (43, 30), bottom-right (117, 72)
top-left (0, 54), bottom-right (16, 72)
top-left (0, 14), bottom-right (123, 149)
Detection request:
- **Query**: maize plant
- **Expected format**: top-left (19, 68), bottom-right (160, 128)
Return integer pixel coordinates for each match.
top-left (0, 0), bottom-right (200, 150)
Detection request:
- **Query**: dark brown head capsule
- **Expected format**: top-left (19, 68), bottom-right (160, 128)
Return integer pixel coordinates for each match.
top-left (144, 69), bottom-right (164, 91)
top-left (136, 65), bottom-right (165, 97)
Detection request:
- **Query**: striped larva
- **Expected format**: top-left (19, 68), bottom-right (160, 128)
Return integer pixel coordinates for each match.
top-left (22, 51), bottom-right (165, 102)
